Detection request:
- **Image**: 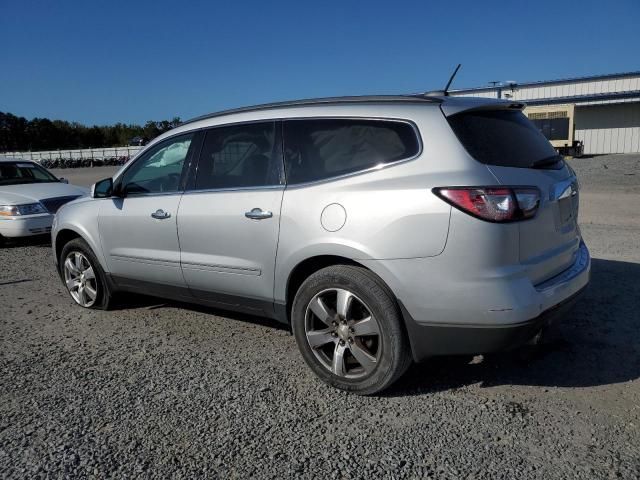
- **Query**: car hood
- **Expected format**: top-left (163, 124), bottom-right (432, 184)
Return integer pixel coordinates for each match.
top-left (0, 182), bottom-right (89, 205)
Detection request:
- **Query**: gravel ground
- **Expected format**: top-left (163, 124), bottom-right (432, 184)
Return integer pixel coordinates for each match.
top-left (1, 155), bottom-right (639, 479)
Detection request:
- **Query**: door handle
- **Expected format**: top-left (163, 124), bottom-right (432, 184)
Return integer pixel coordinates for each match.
top-left (151, 209), bottom-right (171, 220)
top-left (245, 208), bottom-right (273, 220)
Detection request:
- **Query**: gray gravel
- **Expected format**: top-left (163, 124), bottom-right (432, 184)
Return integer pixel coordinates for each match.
top-left (1, 155), bottom-right (639, 479)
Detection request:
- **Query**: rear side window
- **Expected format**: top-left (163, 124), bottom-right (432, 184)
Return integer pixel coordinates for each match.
top-left (283, 119), bottom-right (420, 184)
top-left (447, 110), bottom-right (557, 168)
top-left (194, 122), bottom-right (282, 190)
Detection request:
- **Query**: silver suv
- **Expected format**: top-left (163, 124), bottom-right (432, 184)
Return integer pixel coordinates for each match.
top-left (52, 95), bottom-right (590, 394)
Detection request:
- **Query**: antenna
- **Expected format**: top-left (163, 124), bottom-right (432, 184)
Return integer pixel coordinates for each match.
top-left (443, 64), bottom-right (462, 96)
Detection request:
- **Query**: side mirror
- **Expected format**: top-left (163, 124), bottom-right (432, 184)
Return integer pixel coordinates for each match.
top-left (59, 177), bottom-right (69, 184)
top-left (91, 177), bottom-right (114, 198)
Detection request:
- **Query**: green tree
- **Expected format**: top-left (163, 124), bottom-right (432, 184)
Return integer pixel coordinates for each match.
top-left (0, 112), bottom-right (182, 152)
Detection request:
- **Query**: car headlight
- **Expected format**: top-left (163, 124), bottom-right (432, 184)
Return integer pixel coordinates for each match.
top-left (0, 203), bottom-right (48, 217)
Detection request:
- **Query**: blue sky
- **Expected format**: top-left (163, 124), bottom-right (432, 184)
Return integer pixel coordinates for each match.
top-left (1, 0), bottom-right (638, 125)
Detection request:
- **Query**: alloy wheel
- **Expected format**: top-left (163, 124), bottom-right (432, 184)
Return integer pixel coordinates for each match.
top-left (304, 288), bottom-right (382, 379)
top-left (63, 251), bottom-right (98, 307)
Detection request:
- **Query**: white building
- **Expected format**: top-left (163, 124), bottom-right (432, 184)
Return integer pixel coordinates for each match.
top-left (450, 71), bottom-right (640, 155)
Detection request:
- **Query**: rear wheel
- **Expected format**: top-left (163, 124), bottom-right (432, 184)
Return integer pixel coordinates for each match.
top-left (60, 238), bottom-right (113, 310)
top-left (292, 265), bottom-right (412, 395)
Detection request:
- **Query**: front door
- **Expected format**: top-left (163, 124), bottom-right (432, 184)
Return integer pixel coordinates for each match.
top-left (177, 121), bottom-right (284, 315)
top-left (98, 133), bottom-right (197, 292)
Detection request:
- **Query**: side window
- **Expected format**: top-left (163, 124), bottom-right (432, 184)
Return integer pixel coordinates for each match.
top-left (194, 122), bottom-right (282, 190)
top-left (283, 119), bottom-right (420, 184)
top-left (120, 133), bottom-right (194, 195)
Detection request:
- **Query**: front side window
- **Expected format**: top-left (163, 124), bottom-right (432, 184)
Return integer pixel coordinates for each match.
top-left (283, 119), bottom-right (420, 185)
top-left (120, 133), bottom-right (194, 194)
top-left (194, 122), bottom-right (281, 190)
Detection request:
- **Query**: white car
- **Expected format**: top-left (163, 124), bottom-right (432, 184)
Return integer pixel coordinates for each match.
top-left (0, 157), bottom-right (88, 242)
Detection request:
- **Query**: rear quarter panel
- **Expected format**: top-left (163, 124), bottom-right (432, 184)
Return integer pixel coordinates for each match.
top-left (274, 105), bottom-right (495, 303)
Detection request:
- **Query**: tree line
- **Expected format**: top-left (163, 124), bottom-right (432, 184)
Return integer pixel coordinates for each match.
top-left (0, 111), bottom-right (182, 152)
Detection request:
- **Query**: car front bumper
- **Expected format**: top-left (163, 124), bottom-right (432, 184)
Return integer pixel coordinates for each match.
top-left (0, 214), bottom-right (54, 238)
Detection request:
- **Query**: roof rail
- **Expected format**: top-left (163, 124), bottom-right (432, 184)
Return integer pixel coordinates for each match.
top-left (181, 94), bottom-right (442, 126)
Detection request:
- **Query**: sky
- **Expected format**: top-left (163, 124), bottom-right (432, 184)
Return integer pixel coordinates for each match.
top-left (1, 0), bottom-right (638, 125)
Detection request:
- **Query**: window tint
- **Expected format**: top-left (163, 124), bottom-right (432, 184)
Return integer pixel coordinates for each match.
top-left (283, 119), bottom-right (420, 184)
top-left (447, 110), bottom-right (558, 168)
top-left (121, 134), bottom-right (193, 194)
top-left (194, 122), bottom-right (281, 190)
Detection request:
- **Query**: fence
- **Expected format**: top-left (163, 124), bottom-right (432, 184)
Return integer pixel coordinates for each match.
top-left (2, 146), bottom-right (144, 162)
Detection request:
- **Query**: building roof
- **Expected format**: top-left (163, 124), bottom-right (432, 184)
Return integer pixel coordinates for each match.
top-left (523, 91), bottom-right (640, 106)
top-left (452, 70), bottom-right (640, 94)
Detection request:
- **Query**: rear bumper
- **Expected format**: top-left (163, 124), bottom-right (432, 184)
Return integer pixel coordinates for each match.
top-left (363, 241), bottom-right (591, 362)
top-left (400, 285), bottom-right (586, 361)
top-left (0, 215), bottom-right (53, 238)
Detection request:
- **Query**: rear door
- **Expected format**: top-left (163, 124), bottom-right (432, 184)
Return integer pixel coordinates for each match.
top-left (177, 121), bottom-right (284, 315)
top-left (445, 108), bottom-right (580, 284)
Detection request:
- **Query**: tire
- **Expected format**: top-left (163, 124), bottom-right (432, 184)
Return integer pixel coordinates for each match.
top-left (59, 238), bottom-right (113, 310)
top-left (291, 265), bottom-right (412, 395)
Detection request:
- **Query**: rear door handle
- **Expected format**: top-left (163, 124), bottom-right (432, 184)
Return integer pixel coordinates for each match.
top-left (151, 209), bottom-right (171, 219)
top-left (245, 208), bottom-right (273, 220)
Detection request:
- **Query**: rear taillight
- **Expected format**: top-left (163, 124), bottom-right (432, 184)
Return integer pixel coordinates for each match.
top-left (433, 187), bottom-right (540, 222)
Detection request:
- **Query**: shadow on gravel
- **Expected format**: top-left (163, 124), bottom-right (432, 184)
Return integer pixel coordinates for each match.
top-left (386, 258), bottom-right (640, 397)
top-left (112, 292), bottom-right (289, 331)
top-left (0, 278), bottom-right (34, 286)
top-left (0, 234), bottom-right (51, 249)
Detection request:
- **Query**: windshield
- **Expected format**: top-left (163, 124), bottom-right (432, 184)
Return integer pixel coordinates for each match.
top-left (447, 109), bottom-right (560, 169)
top-left (0, 162), bottom-right (59, 186)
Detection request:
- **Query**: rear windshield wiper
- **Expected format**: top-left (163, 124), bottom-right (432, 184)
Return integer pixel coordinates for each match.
top-left (531, 155), bottom-right (564, 169)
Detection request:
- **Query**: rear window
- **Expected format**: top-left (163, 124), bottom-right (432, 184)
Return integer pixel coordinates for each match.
top-left (447, 110), bottom-right (558, 168)
top-left (283, 119), bottom-right (420, 184)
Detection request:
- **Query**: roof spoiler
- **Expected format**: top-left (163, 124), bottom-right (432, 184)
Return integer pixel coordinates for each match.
top-left (440, 99), bottom-right (526, 117)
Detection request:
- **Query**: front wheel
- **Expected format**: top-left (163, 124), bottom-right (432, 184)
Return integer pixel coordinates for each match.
top-left (60, 238), bottom-right (113, 310)
top-left (292, 265), bottom-right (412, 395)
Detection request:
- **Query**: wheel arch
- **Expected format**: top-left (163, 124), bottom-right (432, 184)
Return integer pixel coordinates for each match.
top-left (284, 255), bottom-right (404, 330)
top-left (54, 225), bottom-right (107, 274)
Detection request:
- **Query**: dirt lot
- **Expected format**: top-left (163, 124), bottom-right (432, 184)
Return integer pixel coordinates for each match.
top-left (1, 155), bottom-right (639, 479)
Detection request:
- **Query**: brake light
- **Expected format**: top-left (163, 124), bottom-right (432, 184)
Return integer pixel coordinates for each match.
top-left (433, 187), bottom-right (540, 222)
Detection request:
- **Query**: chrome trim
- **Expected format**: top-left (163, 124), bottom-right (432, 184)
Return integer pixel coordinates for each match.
top-left (183, 115), bottom-right (424, 193)
top-left (150, 209), bottom-right (171, 220)
top-left (115, 191), bottom-right (183, 199)
top-left (245, 208), bottom-right (273, 220)
top-left (549, 177), bottom-right (578, 201)
top-left (180, 261), bottom-right (261, 276)
top-left (283, 154), bottom-right (420, 190)
top-left (183, 184), bottom-right (284, 195)
top-left (111, 255), bottom-right (181, 268)
top-left (135, 117), bottom-right (422, 194)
